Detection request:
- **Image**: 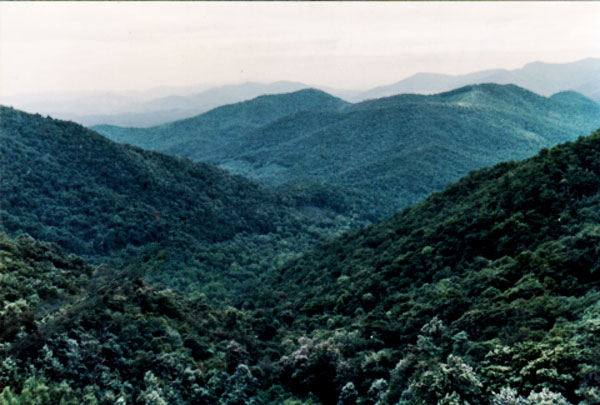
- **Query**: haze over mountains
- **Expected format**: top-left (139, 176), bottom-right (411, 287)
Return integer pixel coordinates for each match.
top-left (95, 83), bottom-right (600, 218)
top-left (2, 81), bottom-right (315, 128)
top-left (3, 58), bottom-right (598, 128)
top-left (356, 57), bottom-right (600, 101)
top-left (2, 52), bottom-right (600, 404)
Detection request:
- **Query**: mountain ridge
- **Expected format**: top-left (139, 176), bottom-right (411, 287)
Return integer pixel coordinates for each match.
top-left (355, 58), bottom-right (600, 102)
top-left (4, 58), bottom-right (597, 127)
top-left (2, 81), bottom-right (347, 128)
top-left (95, 83), bottom-right (600, 219)
top-left (93, 88), bottom-right (348, 154)
top-left (4, 127), bottom-right (600, 404)
top-left (0, 105), bottom-right (363, 301)
top-left (2, 105), bottom-right (600, 403)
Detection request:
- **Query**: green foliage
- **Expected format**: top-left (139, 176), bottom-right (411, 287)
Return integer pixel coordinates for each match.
top-left (337, 382), bottom-right (358, 405)
top-left (93, 88), bottom-right (348, 158)
top-left (279, 336), bottom-right (348, 404)
top-left (0, 234), bottom-right (267, 404)
top-left (2, 106), bottom-right (600, 404)
top-left (268, 129), bottom-right (600, 403)
top-left (0, 375), bottom-right (81, 405)
top-left (0, 106), bottom-right (364, 302)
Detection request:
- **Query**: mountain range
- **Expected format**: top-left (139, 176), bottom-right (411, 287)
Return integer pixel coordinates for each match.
top-left (95, 84), bottom-right (600, 218)
top-left (3, 58), bottom-right (598, 128)
top-left (2, 58), bottom-right (600, 404)
top-left (0, 106), bottom-right (367, 302)
top-left (355, 57), bottom-right (600, 101)
top-left (2, 122), bottom-right (599, 404)
top-left (1, 81), bottom-right (315, 128)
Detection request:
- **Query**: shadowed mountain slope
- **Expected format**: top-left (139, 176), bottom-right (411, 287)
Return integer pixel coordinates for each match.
top-left (0, 106), bottom-right (361, 301)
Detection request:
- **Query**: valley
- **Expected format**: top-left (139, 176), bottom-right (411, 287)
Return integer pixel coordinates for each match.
top-left (2, 124), bottom-right (599, 403)
top-left (2, 64), bottom-right (600, 405)
top-left (2, 3), bottom-right (599, 403)
top-left (0, 106), bottom-right (364, 302)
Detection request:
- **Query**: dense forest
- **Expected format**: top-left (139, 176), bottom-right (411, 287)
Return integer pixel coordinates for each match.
top-left (0, 106), bottom-right (370, 302)
top-left (95, 84), bottom-right (600, 218)
top-left (265, 128), bottom-right (600, 404)
top-left (1, 102), bottom-right (599, 403)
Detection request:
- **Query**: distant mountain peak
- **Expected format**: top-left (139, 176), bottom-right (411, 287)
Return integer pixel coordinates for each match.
top-left (522, 60), bottom-right (546, 68)
top-left (551, 90), bottom-right (596, 101)
top-left (354, 57), bottom-right (600, 102)
top-left (254, 87), bottom-right (343, 101)
top-left (350, 83), bottom-right (550, 112)
top-left (523, 57), bottom-right (600, 68)
top-left (439, 82), bottom-right (534, 97)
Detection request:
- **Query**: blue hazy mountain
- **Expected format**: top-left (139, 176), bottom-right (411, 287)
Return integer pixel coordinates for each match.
top-left (355, 58), bottom-right (600, 101)
top-left (2, 81), bottom-right (316, 127)
top-left (95, 84), bottom-right (600, 218)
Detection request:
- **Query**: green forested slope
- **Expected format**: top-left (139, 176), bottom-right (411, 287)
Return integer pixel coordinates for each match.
top-left (220, 85), bottom-right (600, 212)
top-left (0, 234), bottom-right (279, 404)
top-left (0, 106), bottom-right (360, 301)
top-left (2, 130), bottom-right (600, 404)
top-left (93, 89), bottom-right (348, 160)
top-left (262, 128), bottom-right (600, 404)
top-left (95, 84), bottom-right (600, 218)
top-left (2, 125), bottom-right (600, 404)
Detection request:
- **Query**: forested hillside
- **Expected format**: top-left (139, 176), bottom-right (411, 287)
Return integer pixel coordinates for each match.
top-left (0, 106), bottom-right (363, 302)
top-left (0, 233), bottom-right (278, 404)
top-left (93, 89), bottom-right (348, 159)
top-left (95, 84), bottom-right (600, 218)
top-left (263, 128), bottom-right (600, 404)
top-left (2, 125), bottom-right (599, 404)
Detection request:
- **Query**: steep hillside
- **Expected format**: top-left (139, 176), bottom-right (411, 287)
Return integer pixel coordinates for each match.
top-left (356, 57), bottom-right (600, 101)
top-left (0, 233), bottom-right (281, 404)
top-left (265, 129), bottom-right (600, 404)
top-left (0, 106), bottom-right (360, 301)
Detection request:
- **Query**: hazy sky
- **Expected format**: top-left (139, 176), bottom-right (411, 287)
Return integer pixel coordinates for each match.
top-left (1, 2), bottom-right (599, 97)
